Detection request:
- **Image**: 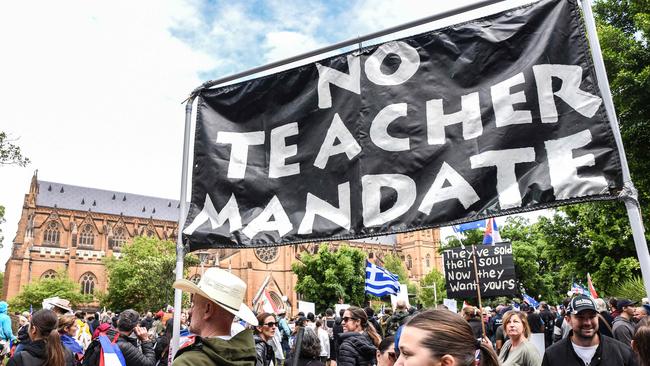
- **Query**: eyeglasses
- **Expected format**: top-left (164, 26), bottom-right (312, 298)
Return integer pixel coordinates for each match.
top-left (342, 317), bottom-right (358, 323)
top-left (263, 322), bottom-right (278, 328)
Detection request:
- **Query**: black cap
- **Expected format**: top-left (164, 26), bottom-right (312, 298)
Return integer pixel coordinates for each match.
top-left (568, 295), bottom-right (597, 314)
top-left (617, 299), bottom-right (638, 309)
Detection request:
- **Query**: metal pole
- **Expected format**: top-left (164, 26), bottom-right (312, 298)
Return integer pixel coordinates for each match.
top-left (434, 281), bottom-right (438, 306)
top-left (292, 327), bottom-right (305, 366)
top-left (170, 96), bottom-right (196, 358)
top-left (187, 0), bottom-right (510, 96)
top-left (581, 0), bottom-right (650, 297)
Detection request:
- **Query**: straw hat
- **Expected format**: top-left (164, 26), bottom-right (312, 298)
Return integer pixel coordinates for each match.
top-left (173, 268), bottom-right (258, 326)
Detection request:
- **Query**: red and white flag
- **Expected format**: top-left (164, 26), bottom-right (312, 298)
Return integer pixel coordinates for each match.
top-left (587, 273), bottom-right (599, 299)
top-left (262, 290), bottom-right (279, 314)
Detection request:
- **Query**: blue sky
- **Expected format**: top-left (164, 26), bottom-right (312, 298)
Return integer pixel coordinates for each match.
top-left (0, 0), bottom-right (540, 268)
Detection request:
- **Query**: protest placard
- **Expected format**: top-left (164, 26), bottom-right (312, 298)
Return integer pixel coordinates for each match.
top-left (443, 243), bottom-right (516, 298)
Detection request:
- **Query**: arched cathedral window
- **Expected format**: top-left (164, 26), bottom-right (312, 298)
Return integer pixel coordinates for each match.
top-left (111, 227), bottom-right (127, 251)
top-left (41, 270), bottom-right (57, 280)
top-left (426, 254), bottom-right (431, 268)
top-left (80, 272), bottom-right (97, 295)
top-left (406, 255), bottom-right (412, 269)
top-left (79, 224), bottom-right (95, 248)
top-left (43, 221), bottom-right (60, 246)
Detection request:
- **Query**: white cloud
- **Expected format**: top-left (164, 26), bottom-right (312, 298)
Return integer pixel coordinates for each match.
top-left (263, 31), bottom-right (323, 62)
top-left (0, 0), bottom-right (215, 269)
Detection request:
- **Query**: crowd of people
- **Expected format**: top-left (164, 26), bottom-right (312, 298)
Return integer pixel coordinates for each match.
top-left (0, 268), bottom-right (648, 366)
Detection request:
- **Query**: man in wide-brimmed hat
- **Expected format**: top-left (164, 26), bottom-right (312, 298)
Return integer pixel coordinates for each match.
top-left (172, 267), bottom-right (257, 365)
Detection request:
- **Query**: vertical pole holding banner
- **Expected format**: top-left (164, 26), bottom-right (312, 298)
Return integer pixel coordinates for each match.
top-left (434, 282), bottom-right (438, 306)
top-left (581, 0), bottom-right (650, 297)
top-left (471, 245), bottom-right (487, 339)
top-left (171, 96), bottom-right (196, 358)
top-left (292, 327), bottom-right (305, 366)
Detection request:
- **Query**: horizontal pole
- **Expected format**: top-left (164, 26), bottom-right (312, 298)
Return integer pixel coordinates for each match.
top-left (188, 0), bottom-right (510, 97)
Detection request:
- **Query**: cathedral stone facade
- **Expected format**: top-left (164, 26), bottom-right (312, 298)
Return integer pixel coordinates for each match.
top-left (3, 173), bottom-right (443, 313)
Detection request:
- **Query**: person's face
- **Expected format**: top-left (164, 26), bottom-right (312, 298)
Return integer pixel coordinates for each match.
top-left (376, 343), bottom-right (396, 366)
top-left (181, 312), bottom-right (187, 324)
top-left (257, 315), bottom-right (277, 340)
top-left (67, 322), bottom-right (79, 337)
top-left (633, 308), bottom-right (647, 322)
top-left (188, 294), bottom-right (208, 334)
top-left (624, 306), bottom-right (635, 316)
top-left (570, 310), bottom-right (599, 340)
top-left (395, 326), bottom-right (437, 366)
top-left (505, 314), bottom-right (525, 339)
top-left (342, 311), bottom-right (361, 333)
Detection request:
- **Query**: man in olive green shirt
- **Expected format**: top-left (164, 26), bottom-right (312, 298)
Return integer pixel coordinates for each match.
top-left (172, 268), bottom-right (259, 366)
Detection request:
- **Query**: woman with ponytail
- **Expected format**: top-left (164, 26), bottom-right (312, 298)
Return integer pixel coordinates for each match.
top-left (336, 306), bottom-right (379, 366)
top-left (8, 309), bottom-right (74, 366)
top-left (394, 310), bottom-right (499, 366)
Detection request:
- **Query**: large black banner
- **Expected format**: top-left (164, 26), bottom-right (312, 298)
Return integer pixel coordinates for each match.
top-left (443, 243), bottom-right (517, 298)
top-left (183, 0), bottom-right (623, 250)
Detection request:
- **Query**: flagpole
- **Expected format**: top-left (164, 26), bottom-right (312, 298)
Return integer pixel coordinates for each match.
top-left (471, 245), bottom-right (487, 338)
top-left (581, 0), bottom-right (650, 297)
top-left (171, 96), bottom-right (196, 358)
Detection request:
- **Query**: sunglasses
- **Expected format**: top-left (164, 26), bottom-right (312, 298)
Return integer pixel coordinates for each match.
top-left (263, 322), bottom-right (278, 328)
top-left (342, 317), bottom-right (358, 323)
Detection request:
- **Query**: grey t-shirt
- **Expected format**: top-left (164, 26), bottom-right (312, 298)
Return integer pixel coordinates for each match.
top-left (498, 339), bottom-right (542, 366)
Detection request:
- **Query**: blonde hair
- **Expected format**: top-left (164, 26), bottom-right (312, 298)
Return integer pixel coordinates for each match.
top-left (57, 314), bottom-right (77, 333)
top-left (502, 310), bottom-right (531, 338)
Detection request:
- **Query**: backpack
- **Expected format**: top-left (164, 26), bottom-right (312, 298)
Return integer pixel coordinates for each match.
top-left (386, 312), bottom-right (408, 336)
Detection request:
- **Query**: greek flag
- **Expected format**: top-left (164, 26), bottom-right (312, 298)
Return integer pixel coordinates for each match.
top-left (365, 261), bottom-right (400, 297)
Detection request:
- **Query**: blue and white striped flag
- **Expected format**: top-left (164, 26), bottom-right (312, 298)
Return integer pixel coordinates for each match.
top-left (365, 260), bottom-right (400, 297)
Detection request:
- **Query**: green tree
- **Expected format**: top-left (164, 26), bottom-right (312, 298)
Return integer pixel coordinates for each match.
top-left (442, 229), bottom-right (485, 249)
top-left (382, 253), bottom-right (417, 296)
top-left (102, 236), bottom-right (198, 313)
top-left (418, 269), bottom-right (446, 308)
top-left (0, 205), bottom-right (4, 246)
top-left (0, 132), bottom-right (30, 167)
top-left (9, 271), bottom-right (91, 312)
top-left (0, 132), bottom-right (30, 246)
top-left (292, 244), bottom-right (366, 313)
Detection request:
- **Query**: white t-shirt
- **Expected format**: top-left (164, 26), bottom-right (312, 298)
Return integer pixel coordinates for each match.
top-left (317, 327), bottom-right (330, 357)
top-left (571, 342), bottom-right (598, 365)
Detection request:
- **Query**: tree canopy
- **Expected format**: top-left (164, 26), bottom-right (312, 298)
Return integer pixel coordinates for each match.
top-left (101, 236), bottom-right (197, 313)
top-left (9, 271), bottom-right (91, 312)
top-left (0, 131), bottom-right (30, 167)
top-left (382, 253), bottom-right (418, 295)
top-left (418, 269), bottom-right (446, 308)
top-left (292, 244), bottom-right (366, 312)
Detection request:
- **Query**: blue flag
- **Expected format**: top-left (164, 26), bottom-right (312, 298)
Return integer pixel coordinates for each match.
top-left (523, 293), bottom-right (540, 308)
top-left (365, 261), bottom-right (400, 297)
top-left (452, 220), bottom-right (486, 233)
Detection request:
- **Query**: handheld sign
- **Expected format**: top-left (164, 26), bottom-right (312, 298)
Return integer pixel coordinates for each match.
top-left (443, 243), bottom-right (516, 298)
